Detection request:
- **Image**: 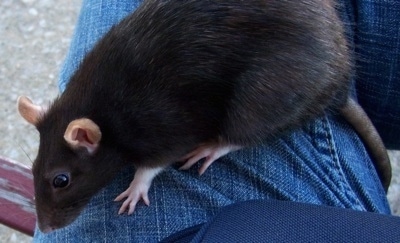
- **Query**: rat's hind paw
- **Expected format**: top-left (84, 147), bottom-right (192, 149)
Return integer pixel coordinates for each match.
top-left (179, 143), bottom-right (241, 175)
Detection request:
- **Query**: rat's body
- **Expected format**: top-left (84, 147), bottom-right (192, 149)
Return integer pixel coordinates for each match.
top-left (17, 0), bottom-right (390, 233)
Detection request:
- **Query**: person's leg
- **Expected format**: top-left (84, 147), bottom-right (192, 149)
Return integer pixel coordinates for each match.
top-left (33, 116), bottom-right (390, 242)
top-left (34, 0), bottom-right (391, 242)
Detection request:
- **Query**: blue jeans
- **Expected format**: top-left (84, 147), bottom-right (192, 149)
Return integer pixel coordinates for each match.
top-left (35, 0), bottom-right (399, 242)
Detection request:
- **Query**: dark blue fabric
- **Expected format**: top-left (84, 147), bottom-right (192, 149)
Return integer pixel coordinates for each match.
top-left (161, 199), bottom-right (400, 242)
top-left (159, 224), bottom-right (204, 243)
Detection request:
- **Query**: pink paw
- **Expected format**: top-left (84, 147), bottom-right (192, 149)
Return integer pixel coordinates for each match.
top-left (114, 181), bottom-right (150, 215)
top-left (114, 167), bottom-right (163, 215)
top-left (180, 143), bottom-right (241, 175)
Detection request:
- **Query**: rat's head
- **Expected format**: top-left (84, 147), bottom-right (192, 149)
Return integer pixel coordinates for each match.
top-left (17, 96), bottom-right (124, 233)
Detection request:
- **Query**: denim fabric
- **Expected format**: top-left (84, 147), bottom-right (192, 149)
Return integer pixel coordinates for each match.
top-left (35, 0), bottom-right (395, 242)
top-left (351, 1), bottom-right (400, 149)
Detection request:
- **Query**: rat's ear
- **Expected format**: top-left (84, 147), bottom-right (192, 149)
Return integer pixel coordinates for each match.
top-left (17, 96), bottom-right (47, 125)
top-left (64, 118), bottom-right (102, 154)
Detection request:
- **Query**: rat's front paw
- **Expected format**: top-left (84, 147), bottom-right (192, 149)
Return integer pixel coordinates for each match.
top-left (114, 166), bottom-right (164, 215)
top-left (114, 182), bottom-right (150, 215)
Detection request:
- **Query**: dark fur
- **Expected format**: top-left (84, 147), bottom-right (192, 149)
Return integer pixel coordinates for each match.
top-left (32, 0), bottom-right (385, 231)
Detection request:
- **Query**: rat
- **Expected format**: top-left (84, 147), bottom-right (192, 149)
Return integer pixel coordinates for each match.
top-left (17, 0), bottom-right (391, 233)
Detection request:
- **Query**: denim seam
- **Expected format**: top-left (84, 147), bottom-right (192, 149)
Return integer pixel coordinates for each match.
top-left (322, 114), bottom-right (364, 210)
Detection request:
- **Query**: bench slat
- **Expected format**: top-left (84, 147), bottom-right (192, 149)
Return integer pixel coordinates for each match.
top-left (0, 156), bottom-right (35, 236)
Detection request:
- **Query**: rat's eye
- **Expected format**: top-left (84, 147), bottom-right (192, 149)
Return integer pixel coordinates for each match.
top-left (53, 174), bottom-right (70, 188)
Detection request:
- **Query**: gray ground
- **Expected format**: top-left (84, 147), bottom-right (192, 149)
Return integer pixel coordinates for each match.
top-left (0, 0), bottom-right (399, 242)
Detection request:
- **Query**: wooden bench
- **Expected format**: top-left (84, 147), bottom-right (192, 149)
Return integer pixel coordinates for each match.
top-left (0, 156), bottom-right (35, 236)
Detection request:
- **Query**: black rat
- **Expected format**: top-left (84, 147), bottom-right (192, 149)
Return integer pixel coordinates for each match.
top-left (17, 0), bottom-right (391, 233)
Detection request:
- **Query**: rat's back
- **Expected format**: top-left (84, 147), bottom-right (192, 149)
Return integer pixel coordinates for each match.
top-left (60, 0), bottom-right (350, 148)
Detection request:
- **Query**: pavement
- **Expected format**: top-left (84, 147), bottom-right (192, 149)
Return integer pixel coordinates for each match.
top-left (0, 0), bottom-right (398, 242)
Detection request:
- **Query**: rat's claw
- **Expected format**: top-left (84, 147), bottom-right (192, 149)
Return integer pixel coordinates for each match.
top-left (180, 144), bottom-right (242, 174)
